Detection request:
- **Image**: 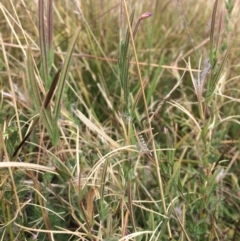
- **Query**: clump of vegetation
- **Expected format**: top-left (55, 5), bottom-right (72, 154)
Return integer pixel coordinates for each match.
top-left (0, 0), bottom-right (239, 240)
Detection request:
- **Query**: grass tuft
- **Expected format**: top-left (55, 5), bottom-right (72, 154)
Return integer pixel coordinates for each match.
top-left (0, 0), bottom-right (240, 240)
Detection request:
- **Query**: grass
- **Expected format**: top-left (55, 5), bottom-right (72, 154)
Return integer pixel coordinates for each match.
top-left (0, 0), bottom-right (240, 240)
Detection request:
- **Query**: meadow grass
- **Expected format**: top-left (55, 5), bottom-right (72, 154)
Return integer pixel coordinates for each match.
top-left (0, 0), bottom-right (240, 240)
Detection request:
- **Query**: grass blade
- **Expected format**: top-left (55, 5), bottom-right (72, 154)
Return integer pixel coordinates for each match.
top-left (46, 0), bottom-right (54, 77)
top-left (206, 38), bottom-right (234, 99)
top-left (209, 0), bottom-right (218, 66)
top-left (118, 9), bottom-right (135, 116)
top-left (53, 27), bottom-right (81, 121)
top-left (13, 57), bottom-right (62, 157)
top-left (27, 47), bottom-right (53, 136)
top-left (38, 0), bottom-right (49, 88)
top-left (46, 0), bottom-right (53, 52)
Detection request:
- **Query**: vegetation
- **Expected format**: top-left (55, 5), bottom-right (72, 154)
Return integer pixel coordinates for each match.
top-left (0, 0), bottom-right (239, 240)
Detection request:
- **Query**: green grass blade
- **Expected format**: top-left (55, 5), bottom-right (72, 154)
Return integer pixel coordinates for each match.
top-left (38, 0), bottom-right (49, 88)
top-left (46, 0), bottom-right (54, 76)
top-left (118, 10), bottom-right (135, 116)
top-left (209, 0), bottom-right (218, 66)
top-left (27, 47), bottom-right (53, 135)
top-left (53, 27), bottom-right (81, 121)
top-left (46, 0), bottom-right (53, 52)
top-left (27, 47), bottom-right (42, 109)
top-left (206, 38), bottom-right (234, 99)
top-left (123, 9), bottom-right (135, 60)
top-left (146, 55), bottom-right (164, 104)
top-left (13, 64), bottom-right (62, 157)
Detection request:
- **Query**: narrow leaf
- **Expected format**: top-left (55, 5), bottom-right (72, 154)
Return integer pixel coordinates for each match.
top-left (13, 58), bottom-right (62, 157)
top-left (27, 47), bottom-right (53, 136)
top-left (207, 38), bottom-right (234, 98)
top-left (43, 65), bottom-right (62, 108)
top-left (47, 0), bottom-right (53, 51)
top-left (210, 0), bottom-right (218, 66)
top-left (46, 0), bottom-right (54, 74)
top-left (27, 47), bottom-right (42, 109)
top-left (38, 0), bottom-right (49, 88)
top-left (12, 117), bottom-right (39, 157)
top-left (53, 27), bottom-right (81, 121)
top-left (118, 10), bottom-right (135, 116)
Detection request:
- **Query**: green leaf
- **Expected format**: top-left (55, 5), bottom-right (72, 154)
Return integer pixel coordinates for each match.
top-left (38, 0), bottom-right (49, 88)
top-left (27, 47), bottom-right (53, 137)
top-left (53, 27), bottom-right (81, 122)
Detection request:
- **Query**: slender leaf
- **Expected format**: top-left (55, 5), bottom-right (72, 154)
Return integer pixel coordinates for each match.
top-left (46, 0), bottom-right (53, 51)
top-left (118, 10), bottom-right (135, 116)
top-left (207, 38), bottom-right (234, 99)
top-left (27, 47), bottom-right (53, 136)
top-left (209, 0), bottom-right (218, 66)
top-left (46, 0), bottom-right (54, 74)
top-left (13, 58), bottom-right (62, 157)
top-left (38, 0), bottom-right (49, 88)
top-left (53, 27), bottom-right (81, 121)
